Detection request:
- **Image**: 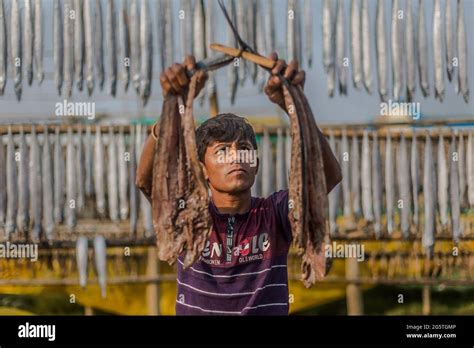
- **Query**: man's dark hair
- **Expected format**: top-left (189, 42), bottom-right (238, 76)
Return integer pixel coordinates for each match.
top-left (195, 113), bottom-right (258, 163)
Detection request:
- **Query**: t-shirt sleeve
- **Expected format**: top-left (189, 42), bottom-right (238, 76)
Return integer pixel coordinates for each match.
top-left (269, 189), bottom-right (293, 243)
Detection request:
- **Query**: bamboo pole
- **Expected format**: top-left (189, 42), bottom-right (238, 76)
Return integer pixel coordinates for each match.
top-left (145, 247), bottom-right (160, 315)
top-left (346, 256), bottom-right (364, 315)
top-left (422, 285), bottom-right (431, 315)
top-left (84, 306), bottom-right (94, 316)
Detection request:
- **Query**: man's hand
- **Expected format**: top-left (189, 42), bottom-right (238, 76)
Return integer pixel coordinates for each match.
top-left (159, 55), bottom-right (208, 97)
top-left (264, 52), bottom-right (306, 111)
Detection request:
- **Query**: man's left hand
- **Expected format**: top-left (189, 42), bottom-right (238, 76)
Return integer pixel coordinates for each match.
top-left (264, 52), bottom-right (306, 110)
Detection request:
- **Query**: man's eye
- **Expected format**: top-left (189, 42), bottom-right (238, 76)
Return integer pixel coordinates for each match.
top-left (215, 147), bottom-right (226, 154)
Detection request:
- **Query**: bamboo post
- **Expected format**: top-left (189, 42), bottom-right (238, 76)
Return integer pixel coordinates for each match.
top-left (146, 247), bottom-right (160, 315)
top-left (84, 306), bottom-right (94, 316)
top-left (346, 256), bottom-right (364, 315)
top-left (422, 285), bottom-right (431, 315)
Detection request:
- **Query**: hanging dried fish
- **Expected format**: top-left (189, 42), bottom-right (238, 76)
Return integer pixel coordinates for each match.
top-left (76, 127), bottom-right (85, 211)
top-left (411, 132), bottom-right (420, 227)
top-left (335, 0), bottom-right (347, 95)
top-left (129, 126), bottom-right (138, 235)
top-left (53, 0), bottom-right (63, 95)
top-left (247, 0), bottom-right (257, 83)
top-left (17, 128), bottom-right (30, 237)
top-left (117, 127), bottom-right (128, 220)
top-left (433, 0), bottom-right (444, 102)
top-left (34, 0), bottom-right (44, 84)
top-left (437, 134), bottom-right (449, 228)
top-left (94, 126), bottom-right (106, 217)
top-left (361, 0), bottom-right (371, 94)
top-left (322, 0), bottom-right (335, 97)
top-left (391, 0), bottom-right (403, 100)
top-left (42, 127), bottom-right (54, 241)
top-left (0, 0), bottom-right (6, 95)
top-left (350, 0), bottom-right (362, 90)
top-left (372, 131), bottom-right (382, 238)
top-left (95, 0), bottom-right (105, 90)
top-left (84, 0), bottom-right (94, 95)
top-left (193, 0), bottom-right (206, 105)
top-left (84, 125), bottom-right (94, 198)
top-left (375, 0), bottom-right (388, 101)
top-left (445, 0), bottom-right (454, 82)
top-left (53, 127), bottom-right (65, 224)
top-left (449, 134), bottom-right (461, 242)
top-left (206, 0), bottom-right (217, 98)
top-left (255, 0), bottom-right (266, 91)
top-left (457, 0), bottom-right (469, 103)
top-left (397, 134), bottom-right (411, 238)
top-left (458, 133), bottom-right (466, 208)
top-left (140, 0), bottom-right (152, 105)
top-left (66, 127), bottom-right (76, 232)
top-left (361, 130), bottom-right (373, 222)
top-left (24, 0), bottom-right (34, 86)
top-left (93, 235), bottom-right (107, 298)
top-left (265, 0), bottom-right (275, 55)
top-left (180, 0), bottom-right (193, 58)
top-left (236, 0), bottom-right (247, 85)
top-left (11, 0), bottom-right (22, 100)
top-left (341, 130), bottom-right (351, 219)
top-left (423, 133), bottom-right (435, 257)
top-left (287, 0), bottom-right (301, 64)
top-left (0, 135), bottom-right (5, 230)
top-left (328, 132), bottom-right (340, 235)
top-left (106, 0), bottom-right (117, 96)
top-left (150, 76), bottom-right (212, 268)
top-left (227, 0), bottom-right (238, 104)
top-left (5, 127), bottom-right (18, 238)
top-left (467, 131), bottom-right (473, 208)
top-left (351, 134), bottom-right (361, 217)
top-left (74, 0), bottom-right (84, 91)
top-left (119, 0), bottom-right (130, 91)
top-left (107, 127), bottom-right (119, 221)
top-left (76, 236), bottom-right (88, 288)
top-left (29, 127), bottom-right (42, 241)
top-left (385, 132), bottom-right (394, 234)
top-left (130, 0), bottom-right (140, 93)
top-left (405, 0), bottom-right (416, 101)
top-left (304, 0), bottom-right (312, 68)
top-left (418, 0), bottom-right (430, 97)
top-left (282, 83), bottom-right (330, 287)
top-left (63, 0), bottom-right (74, 97)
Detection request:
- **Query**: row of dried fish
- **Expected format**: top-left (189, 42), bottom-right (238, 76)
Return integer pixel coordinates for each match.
top-left (247, 126), bottom-right (473, 247)
top-left (0, 124), bottom-right (153, 242)
top-left (327, 129), bottom-right (474, 251)
top-left (322, 0), bottom-right (469, 103)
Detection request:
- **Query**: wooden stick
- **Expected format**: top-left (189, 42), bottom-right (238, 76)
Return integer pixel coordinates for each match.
top-left (210, 43), bottom-right (276, 69)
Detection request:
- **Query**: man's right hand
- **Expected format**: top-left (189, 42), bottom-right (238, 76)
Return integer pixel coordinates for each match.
top-left (159, 55), bottom-right (208, 98)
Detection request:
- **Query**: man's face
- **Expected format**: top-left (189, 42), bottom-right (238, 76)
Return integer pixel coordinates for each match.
top-left (201, 139), bottom-right (259, 194)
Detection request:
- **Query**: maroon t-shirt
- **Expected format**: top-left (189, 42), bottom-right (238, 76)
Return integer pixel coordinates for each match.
top-left (176, 190), bottom-right (292, 315)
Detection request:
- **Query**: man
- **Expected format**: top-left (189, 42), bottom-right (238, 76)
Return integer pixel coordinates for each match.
top-left (136, 54), bottom-right (342, 315)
